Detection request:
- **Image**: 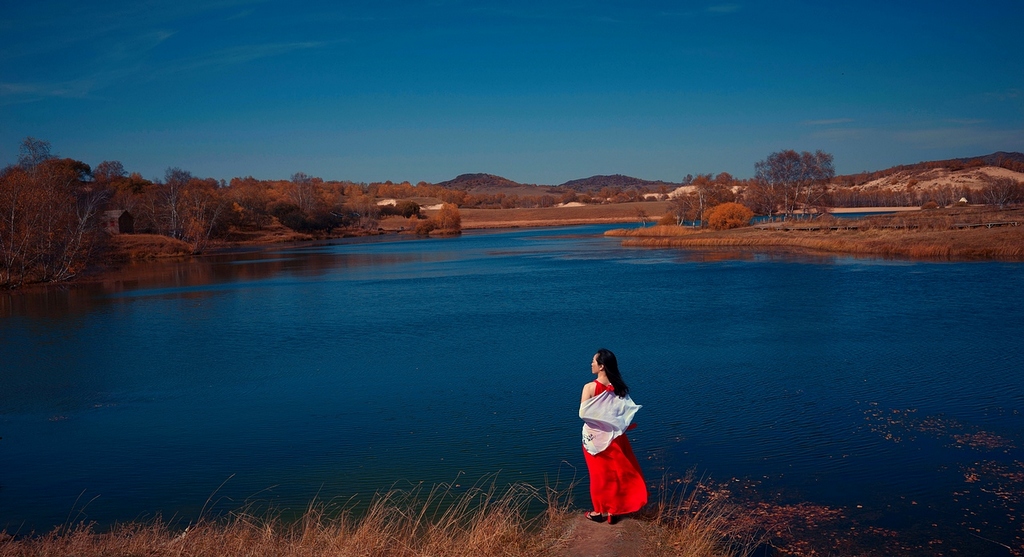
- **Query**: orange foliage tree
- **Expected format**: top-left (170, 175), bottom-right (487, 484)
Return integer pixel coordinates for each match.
top-left (416, 202), bottom-right (462, 235)
top-left (706, 202), bottom-right (754, 230)
top-left (434, 202), bottom-right (462, 231)
top-left (0, 138), bottom-right (107, 287)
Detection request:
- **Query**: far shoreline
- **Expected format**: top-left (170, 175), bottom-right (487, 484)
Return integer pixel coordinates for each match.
top-left (7, 204), bottom-right (1021, 294)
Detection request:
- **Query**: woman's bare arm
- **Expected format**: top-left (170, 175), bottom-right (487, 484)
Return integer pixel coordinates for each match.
top-left (581, 382), bottom-right (596, 404)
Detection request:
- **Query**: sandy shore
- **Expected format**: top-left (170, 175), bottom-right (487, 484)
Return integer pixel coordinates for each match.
top-left (827, 206), bottom-right (921, 214)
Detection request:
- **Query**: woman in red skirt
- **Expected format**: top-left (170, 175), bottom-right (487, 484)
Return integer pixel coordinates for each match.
top-left (580, 348), bottom-right (647, 524)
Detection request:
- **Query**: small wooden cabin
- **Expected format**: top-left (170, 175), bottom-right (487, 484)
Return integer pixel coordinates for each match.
top-left (101, 210), bottom-right (134, 234)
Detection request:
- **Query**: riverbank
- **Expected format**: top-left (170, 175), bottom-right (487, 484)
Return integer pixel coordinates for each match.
top-left (607, 207), bottom-right (1024, 261)
top-left (67, 204), bottom-right (1024, 288)
top-left (455, 201), bottom-right (670, 230)
top-left (0, 481), bottom-right (752, 557)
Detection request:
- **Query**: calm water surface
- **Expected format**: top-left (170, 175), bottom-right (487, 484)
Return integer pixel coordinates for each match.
top-left (2, 225), bottom-right (1022, 554)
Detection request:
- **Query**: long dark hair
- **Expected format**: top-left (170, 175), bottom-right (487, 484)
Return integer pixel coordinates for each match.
top-left (595, 348), bottom-right (629, 397)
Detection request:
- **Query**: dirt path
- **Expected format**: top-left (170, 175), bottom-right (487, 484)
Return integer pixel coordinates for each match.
top-left (557, 514), bottom-right (646, 557)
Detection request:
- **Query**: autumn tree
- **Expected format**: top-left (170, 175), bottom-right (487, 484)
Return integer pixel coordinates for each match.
top-left (666, 173), bottom-right (737, 227)
top-left (417, 202), bottom-right (462, 235)
top-left (706, 202), bottom-right (754, 230)
top-left (434, 202), bottom-right (461, 232)
top-left (346, 195), bottom-right (381, 230)
top-left (228, 176), bottom-right (272, 229)
top-left (159, 167), bottom-right (192, 238)
top-left (93, 160), bottom-right (127, 185)
top-left (1, 139), bottom-right (105, 287)
top-left (289, 172), bottom-right (320, 214)
top-left (180, 177), bottom-right (225, 253)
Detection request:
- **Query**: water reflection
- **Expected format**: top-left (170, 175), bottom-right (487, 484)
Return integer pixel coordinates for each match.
top-left (1, 240), bottom-right (447, 319)
top-left (1, 226), bottom-right (1022, 556)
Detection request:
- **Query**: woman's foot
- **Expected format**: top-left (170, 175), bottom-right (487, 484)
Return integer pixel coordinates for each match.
top-left (585, 511), bottom-right (604, 522)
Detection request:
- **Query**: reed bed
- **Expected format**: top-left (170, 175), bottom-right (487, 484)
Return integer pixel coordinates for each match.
top-left (610, 208), bottom-right (1024, 261)
top-left (636, 473), bottom-right (762, 557)
top-left (618, 228), bottom-right (1024, 260)
top-left (606, 225), bottom-right (703, 238)
top-left (0, 478), bottom-right (754, 557)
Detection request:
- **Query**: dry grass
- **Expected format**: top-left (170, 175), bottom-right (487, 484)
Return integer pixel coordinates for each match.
top-left (105, 234), bottom-right (193, 260)
top-left (636, 473), bottom-right (762, 557)
top-left (0, 479), bottom-right (754, 557)
top-left (455, 201), bottom-right (670, 230)
top-left (610, 207), bottom-right (1024, 261)
top-left (213, 220), bottom-right (316, 245)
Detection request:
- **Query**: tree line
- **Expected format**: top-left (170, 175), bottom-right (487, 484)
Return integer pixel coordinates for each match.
top-left (664, 149), bottom-right (1023, 226)
top-left (3, 138), bottom-right (1023, 288)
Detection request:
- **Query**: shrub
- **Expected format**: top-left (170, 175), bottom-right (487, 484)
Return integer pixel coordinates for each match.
top-left (396, 200), bottom-right (421, 218)
top-left (434, 202), bottom-right (462, 232)
top-left (921, 201), bottom-right (939, 210)
top-left (380, 200), bottom-right (421, 218)
top-left (657, 213), bottom-right (677, 226)
top-left (415, 220), bottom-right (436, 235)
top-left (706, 202), bottom-right (754, 230)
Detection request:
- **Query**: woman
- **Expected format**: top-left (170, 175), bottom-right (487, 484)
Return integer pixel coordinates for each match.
top-left (580, 348), bottom-right (647, 523)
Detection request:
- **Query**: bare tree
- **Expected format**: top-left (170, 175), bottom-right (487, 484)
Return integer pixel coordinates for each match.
top-left (161, 167), bottom-right (192, 238)
top-left (181, 179), bottom-right (225, 253)
top-left (635, 208), bottom-right (650, 227)
top-left (290, 172), bottom-right (319, 214)
top-left (754, 149), bottom-right (835, 219)
top-left (982, 177), bottom-right (1023, 208)
top-left (17, 137), bottom-right (53, 170)
top-left (668, 192), bottom-right (692, 226)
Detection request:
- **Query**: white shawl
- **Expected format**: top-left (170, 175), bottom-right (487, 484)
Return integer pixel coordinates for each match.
top-left (580, 390), bottom-right (641, 456)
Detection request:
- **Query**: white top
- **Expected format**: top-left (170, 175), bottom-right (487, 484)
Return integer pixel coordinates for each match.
top-left (579, 389), bottom-right (641, 455)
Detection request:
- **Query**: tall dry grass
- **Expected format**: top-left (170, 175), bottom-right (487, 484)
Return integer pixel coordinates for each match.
top-left (618, 228), bottom-right (1024, 260)
top-left (0, 478), bottom-right (755, 557)
top-left (610, 207), bottom-right (1024, 261)
top-left (635, 472), bottom-right (762, 557)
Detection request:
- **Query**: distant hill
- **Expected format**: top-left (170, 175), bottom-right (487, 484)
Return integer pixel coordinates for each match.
top-left (432, 152), bottom-right (1024, 194)
top-left (433, 172), bottom-right (680, 194)
top-left (953, 151), bottom-right (1024, 167)
top-left (559, 174), bottom-right (679, 193)
top-left (839, 151), bottom-right (1024, 185)
top-left (432, 173), bottom-right (558, 196)
top-left (435, 173), bottom-right (525, 190)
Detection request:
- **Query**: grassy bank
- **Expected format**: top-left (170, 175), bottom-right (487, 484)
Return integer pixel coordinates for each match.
top-left (456, 201), bottom-right (669, 230)
top-left (0, 480), bottom-right (755, 557)
top-left (607, 207), bottom-right (1024, 260)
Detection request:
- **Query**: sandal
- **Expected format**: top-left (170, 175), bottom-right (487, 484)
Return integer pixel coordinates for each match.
top-left (584, 511), bottom-right (604, 522)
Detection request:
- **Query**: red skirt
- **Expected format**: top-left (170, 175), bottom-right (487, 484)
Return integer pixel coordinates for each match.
top-left (583, 433), bottom-right (647, 515)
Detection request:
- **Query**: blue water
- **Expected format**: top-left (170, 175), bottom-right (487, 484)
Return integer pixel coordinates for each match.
top-left (1, 225), bottom-right (1022, 554)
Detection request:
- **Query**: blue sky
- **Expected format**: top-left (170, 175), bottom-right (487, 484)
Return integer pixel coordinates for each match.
top-left (2, 1), bottom-right (1022, 184)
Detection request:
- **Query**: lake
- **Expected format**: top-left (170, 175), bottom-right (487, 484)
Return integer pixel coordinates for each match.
top-left (1, 225), bottom-right (1022, 554)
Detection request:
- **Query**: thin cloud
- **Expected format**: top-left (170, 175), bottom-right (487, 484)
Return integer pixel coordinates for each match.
top-left (892, 126), bottom-right (1023, 149)
top-left (804, 118), bottom-right (855, 126)
top-left (984, 88), bottom-right (1021, 102)
top-left (945, 118), bottom-right (987, 125)
top-left (0, 78), bottom-right (95, 98)
top-left (0, 29), bottom-right (172, 103)
top-left (156, 41), bottom-right (331, 75)
top-left (226, 8), bottom-right (256, 20)
top-left (706, 4), bottom-right (741, 14)
top-left (809, 127), bottom-right (866, 140)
